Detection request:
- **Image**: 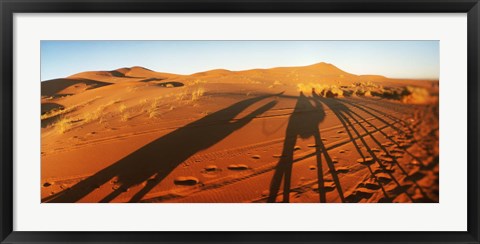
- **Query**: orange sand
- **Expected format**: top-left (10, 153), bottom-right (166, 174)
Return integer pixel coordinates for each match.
top-left (41, 63), bottom-right (439, 203)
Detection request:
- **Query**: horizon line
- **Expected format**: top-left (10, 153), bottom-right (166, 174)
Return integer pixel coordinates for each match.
top-left (41, 62), bottom-right (440, 81)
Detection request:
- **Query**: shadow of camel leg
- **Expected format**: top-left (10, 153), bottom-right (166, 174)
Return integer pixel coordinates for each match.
top-left (314, 133), bottom-right (326, 203)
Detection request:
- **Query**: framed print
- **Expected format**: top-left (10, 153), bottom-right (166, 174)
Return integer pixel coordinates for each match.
top-left (1, 0), bottom-right (479, 243)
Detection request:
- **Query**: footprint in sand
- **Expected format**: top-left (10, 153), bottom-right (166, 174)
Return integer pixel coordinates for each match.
top-left (404, 171), bottom-right (426, 182)
top-left (375, 173), bottom-right (392, 183)
top-left (369, 148), bottom-right (381, 152)
top-left (357, 157), bottom-right (374, 165)
top-left (333, 166), bottom-right (349, 174)
top-left (337, 130), bottom-right (344, 134)
top-left (312, 181), bottom-right (336, 192)
top-left (251, 155), bottom-right (261, 159)
top-left (346, 188), bottom-right (376, 202)
top-left (381, 142), bottom-right (394, 147)
top-left (307, 144), bottom-right (318, 148)
top-left (339, 150), bottom-right (347, 154)
top-left (309, 165), bottom-right (317, 170)
top-left (294, 146), bottom-right (302, 151)
top-left (227, 164), bottom-right (249, 171)
top-left (396, 136), bottom-right (407, 141)
top-left (390, 148), bottom-right (404, 154)
top-left (43, 182), bottom-right (53, 187)
top-left (174, 176), bottom-right (199, 186)
top-left (390, 153), bottom-right (403, 158)
top-left (204, 165), bottom-right (218, 172)
top-left (407, 160), bottom-right (421, 166)
top-left (380, 152), bottom-right (393, 158)
top-left (399, 142), bottom-right (412, 148)
top-left (385, 165), bottom-right (395, 172)
top-left (380, 157), bottom-right (395, 164)
top-left (359, 181), bottom-right (381, 190)
top-left (373, 167), bottom-right (394, 174)
top-left (272, 154), bottom-right (284, 158)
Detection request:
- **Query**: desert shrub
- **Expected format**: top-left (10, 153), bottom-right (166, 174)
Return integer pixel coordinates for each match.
top-left (176, 91), bottom-right (187, 101)
top-left (84, 104), bottom-right (107, 123)
top-left (121, 112), bottom-right (130, 122)
top-left (56, 117), bottom-right (72, 134)
top-left (400, 86), bottom-right (432, 104)
top-left (297, 83), bottom-right (344, 97)
top-left (191, 87), bottom-right (205, 101)
top-left (354, 88), bottom-right (365, 96)
top-left (119, 104), bottom-right (127, 113)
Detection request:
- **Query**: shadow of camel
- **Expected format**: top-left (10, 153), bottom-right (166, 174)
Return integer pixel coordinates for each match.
top-left (313, 93), bottom-right (434, 203)
top-left (43, 94), bottom-right (279, 203)
top-left (268, 91), bottom-right (345, 203)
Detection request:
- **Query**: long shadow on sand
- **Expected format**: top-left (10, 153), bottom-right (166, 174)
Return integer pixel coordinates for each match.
top-left (313, 93), bottom-right (434, 202)
top-left (268, 92), bottom-right (345, 203)
top-left (43, 94), bottom-right (278, 203)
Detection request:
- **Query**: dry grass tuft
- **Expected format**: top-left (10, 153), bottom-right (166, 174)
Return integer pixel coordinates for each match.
top-left (121, 112), bottom-right (130, 122)
top-left (119, 104), bottom-right (127, 113)
top-left (191, 87), bottom-right (205, 101)
top-left (401, 86), bottom-right (434, 104)
top-left (55, 117), bottom-right (72, 134)
top-left (84, 105), bottom-right (106, 123)
top-left (297, 83), bottom-right (343, 97)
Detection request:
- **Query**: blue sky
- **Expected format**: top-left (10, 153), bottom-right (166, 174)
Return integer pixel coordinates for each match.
top-left (41, 41), bottom-right (439, 81)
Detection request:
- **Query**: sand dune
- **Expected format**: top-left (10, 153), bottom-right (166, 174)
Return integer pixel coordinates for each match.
top-left (65, 66), bottom-right (180, 83)
top-left (41, 62), bottom-right (439, 203)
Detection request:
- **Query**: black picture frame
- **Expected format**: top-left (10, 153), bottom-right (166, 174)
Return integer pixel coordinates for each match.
top-left (1, 0), bottom-right (479, 243)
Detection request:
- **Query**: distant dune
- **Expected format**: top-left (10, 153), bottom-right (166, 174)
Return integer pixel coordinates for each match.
top-left (65, 66), bottom-right (179, 83)
top-left (43, 62), bottom-right (436, 94)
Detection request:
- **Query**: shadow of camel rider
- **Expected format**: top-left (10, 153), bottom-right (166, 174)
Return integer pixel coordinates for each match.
top-left (268, 91), bottom-right (325, 202)
top-left (44, 93), bottom-right (279, 203)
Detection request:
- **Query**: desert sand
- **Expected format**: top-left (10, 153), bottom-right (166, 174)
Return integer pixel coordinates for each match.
top-left (41, 62), bottom-right (439, 203)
